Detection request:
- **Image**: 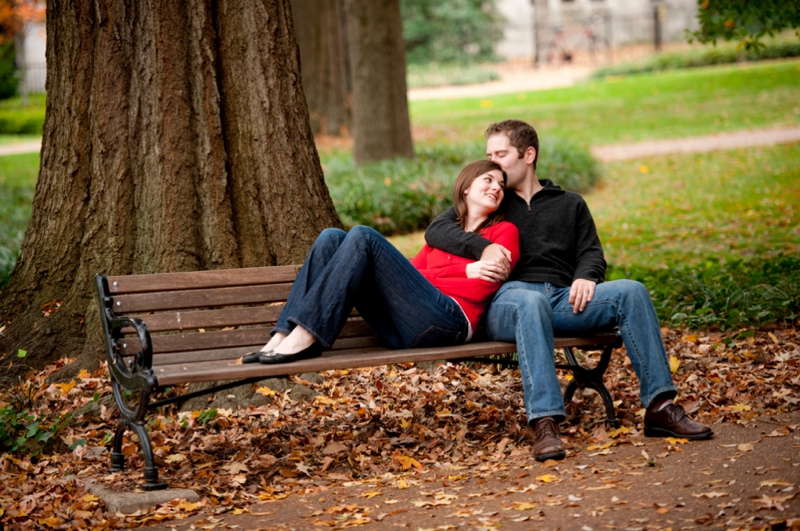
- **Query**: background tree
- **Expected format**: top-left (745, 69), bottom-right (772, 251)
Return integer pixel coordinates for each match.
top-left (0, 0), bottom-right (341, 378)
top-left (401, 0), bottom-right (505, 65)
top-left (689, 0), bottom-right (800, 49)
top-left (290, 0), bottom-right (351, 137)
top-left (344, 0), bottom-right (413, 165)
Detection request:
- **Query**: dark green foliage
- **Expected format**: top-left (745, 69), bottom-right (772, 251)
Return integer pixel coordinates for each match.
top-left (0, 42), bottom-right (17, 100)
top-left (401, 0), bottom-right (505, 65)
top-left (608, 255), bottom-right (800, 330)
top-left (593, 40), bottom-right (800, 78)
top-left (0, 377), bottom-right (76, 457)
top-left (324, 137), bottom-right (600, 235)
top-left (689, 0), bottom-right (800, 49)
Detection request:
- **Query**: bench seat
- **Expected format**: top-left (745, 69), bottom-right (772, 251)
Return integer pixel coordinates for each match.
top-left (94, 266), bottom-right (622, 490)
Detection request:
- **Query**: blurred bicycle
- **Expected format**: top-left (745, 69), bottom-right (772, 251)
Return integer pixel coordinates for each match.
top-left (543, 16), bottom-right (610, 64)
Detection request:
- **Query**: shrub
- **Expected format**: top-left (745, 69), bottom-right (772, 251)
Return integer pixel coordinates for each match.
top-left (592, 40), bottom-right (800, 78)
top-left (324, 137), bottom-right (600, 235)
top-left (0, 100), bottom-right (46, 135)
top-left (401, 0), bottom-right (505, 65)
top-left (608, 254), bottom-right (800, 330)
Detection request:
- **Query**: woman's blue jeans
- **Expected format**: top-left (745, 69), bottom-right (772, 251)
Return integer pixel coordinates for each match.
top-left (484, 280), bottom-right (677, 425)
top-left (273, 226), bottom-right (469, 350)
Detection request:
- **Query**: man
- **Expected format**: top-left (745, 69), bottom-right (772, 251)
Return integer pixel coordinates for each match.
top-left (425, 120), bottom-right (712, 461)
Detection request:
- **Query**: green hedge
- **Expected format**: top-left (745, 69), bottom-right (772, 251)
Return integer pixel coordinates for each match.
top-left (608, 255), bottom-right (800, 330)
top-left (324, 137), bottom-right (600, 236)
top-left (0, 94), bottom-right (46, 135)
top-left (593, 40), bottom-right (800, 78)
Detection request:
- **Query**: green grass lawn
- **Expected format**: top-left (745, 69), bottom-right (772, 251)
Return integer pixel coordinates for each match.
top-left (0, 153), bottom-right (38, 286)
top-left (409, 59), bottom-right (800, 148)
top-left (389, 143), bottom-right (800, 328)
top-left (2, 62), bottom-right (798, 327)
top-left (391, 144), bottom-right (800, 264)
top-left (588, 143), bottom-right (799, 270)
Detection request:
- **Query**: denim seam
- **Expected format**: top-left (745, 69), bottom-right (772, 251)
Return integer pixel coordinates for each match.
top-left (272, 326), bottom-right (293, 336)
top-left (620, 315), bottom-right (649, 383)
top-left (499, 302), bottom-right (566, 421)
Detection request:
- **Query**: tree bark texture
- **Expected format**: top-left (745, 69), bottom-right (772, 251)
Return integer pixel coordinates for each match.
top-left (0, 0), bottom-right (342, 377)
top-left (290, 0), bottom-right (351, 137)
top-left (344, 0), bottom-right (413, 165)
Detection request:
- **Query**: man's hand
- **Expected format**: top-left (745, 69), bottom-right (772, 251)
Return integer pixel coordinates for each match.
top-left (466, 260), bottom-right (508, 282)
top-left (479, 243), bottom-right (511, 281)
top-left (569, 278), bottom-right (596, 313)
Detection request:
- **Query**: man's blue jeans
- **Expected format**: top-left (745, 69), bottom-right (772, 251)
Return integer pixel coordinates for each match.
top-left (273, 226), bottom-right (469, 350)
top-left (484, 280), bottom-right (677, 425)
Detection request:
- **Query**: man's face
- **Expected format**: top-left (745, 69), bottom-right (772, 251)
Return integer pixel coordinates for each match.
top-left (486, 133), bottom-right (534, 191)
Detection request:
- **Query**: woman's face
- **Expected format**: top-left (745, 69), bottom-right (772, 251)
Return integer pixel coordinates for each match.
top-left (464, 169), bottom-right (505, 215)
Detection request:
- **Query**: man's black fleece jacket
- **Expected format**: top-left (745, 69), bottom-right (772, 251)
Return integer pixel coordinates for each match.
top-left (425, 179), bottom-right (606, 288)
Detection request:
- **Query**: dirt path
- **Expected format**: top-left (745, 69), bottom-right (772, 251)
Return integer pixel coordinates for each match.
top-left (408, 63), bottom-right (594, 101)
top-left (136, 411), bottom-right (799, 531)
top-left (0, 139), bottom-right (40, 156)
top-left (6, 125), bottom-right (797, 162)
top-left (591, 125), bottom-right (800, 162)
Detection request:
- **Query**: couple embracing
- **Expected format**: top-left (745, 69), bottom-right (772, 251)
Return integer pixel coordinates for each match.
top-left (245, 119), bottom-right (712, 461)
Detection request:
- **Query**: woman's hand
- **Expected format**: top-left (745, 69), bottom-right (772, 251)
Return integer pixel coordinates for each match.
top-left (466, 260), bottom-right (507, 282)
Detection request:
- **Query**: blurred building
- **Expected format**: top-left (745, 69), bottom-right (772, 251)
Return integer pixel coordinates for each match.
top-left (497, 0), bottom-right (699, 63)
top-left (18, 22), bottom-right (47, 94)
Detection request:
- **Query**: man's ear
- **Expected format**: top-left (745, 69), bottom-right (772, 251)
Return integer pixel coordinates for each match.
top-left (524, 146), bottom-right (537, 165)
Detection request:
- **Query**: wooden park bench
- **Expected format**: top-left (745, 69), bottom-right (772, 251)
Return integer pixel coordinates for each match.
top-left (94, 266), bottom-right (622, 491)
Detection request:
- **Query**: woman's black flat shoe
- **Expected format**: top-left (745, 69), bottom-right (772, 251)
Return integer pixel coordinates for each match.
top-left (259, 343), bottom-right (323, 365)
top-left (242, 351), bottom-right (265, 364)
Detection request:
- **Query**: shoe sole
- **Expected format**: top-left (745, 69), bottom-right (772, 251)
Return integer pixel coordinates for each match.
top-left (260, 348), bottom-right (322, 365)
top-left (242, 352), bottom-right (263, 364)
top-left (644, 427), bottom-right (713, 440)
top-left (533, 449), bottom-right (566, 462)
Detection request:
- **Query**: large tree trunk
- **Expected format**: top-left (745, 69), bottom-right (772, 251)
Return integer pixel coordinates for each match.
top-left (0, 0), bottom-right (342, 379)
top-left (344, 0), bottom-right (413, 165)
top-left (290, 0), bottom-right (351, 137)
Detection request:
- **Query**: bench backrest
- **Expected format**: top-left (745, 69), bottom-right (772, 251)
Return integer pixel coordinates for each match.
top-left (101, 267), bottom-right (381, 369)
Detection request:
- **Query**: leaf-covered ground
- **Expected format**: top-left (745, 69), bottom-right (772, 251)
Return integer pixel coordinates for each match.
top-left (1, 326), bottom-right (798, 530)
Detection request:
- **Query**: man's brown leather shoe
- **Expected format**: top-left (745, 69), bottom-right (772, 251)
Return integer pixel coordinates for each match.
top-left (532, 417), bottom-right (566, 461)
top-left (644, 403), bottom-right (713, 440)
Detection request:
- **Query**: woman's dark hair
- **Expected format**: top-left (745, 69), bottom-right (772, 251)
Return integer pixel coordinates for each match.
top-left (452, 160), bottom-right (507, 232)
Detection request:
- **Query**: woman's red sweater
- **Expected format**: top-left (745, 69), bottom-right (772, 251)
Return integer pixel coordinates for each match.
top-left (411, 221), bottom-right (520, 334)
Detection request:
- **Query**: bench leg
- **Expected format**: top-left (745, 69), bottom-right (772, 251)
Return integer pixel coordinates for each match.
top-left (110, 417), bottom-right (167, 491)
top-left (560, 346), bottom-right (619, 428)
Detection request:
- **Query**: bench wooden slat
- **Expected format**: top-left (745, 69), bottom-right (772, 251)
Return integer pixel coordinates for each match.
top-left (553, 335), bottom-right (619, 349)
top-left (124, 306), bottom-right (285, 333)
top-left (107, 266), bottom-right (300, 294)
top-left (153, 341), bottom-right (521, 386)
top-left (143, 333), bottom-right (384, 367)
top-left (112, 284), bottom-right (294, 313)
top-left (120, 318), bottom-right (378, 356)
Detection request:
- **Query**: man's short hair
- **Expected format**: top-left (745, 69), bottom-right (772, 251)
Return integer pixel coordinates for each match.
top-left (485, 120), bottom-right (540, 169)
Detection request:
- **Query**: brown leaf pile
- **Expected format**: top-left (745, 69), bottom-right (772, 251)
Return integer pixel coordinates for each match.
top-left (1, 326), bottom-right (798, 530)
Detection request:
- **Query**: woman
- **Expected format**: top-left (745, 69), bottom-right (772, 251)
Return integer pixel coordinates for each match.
top-left (243, 160), bottom-right (519, 364)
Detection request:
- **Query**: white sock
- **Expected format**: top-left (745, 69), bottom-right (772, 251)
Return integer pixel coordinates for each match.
top-left (657, 399), bottom-right (674, 411)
